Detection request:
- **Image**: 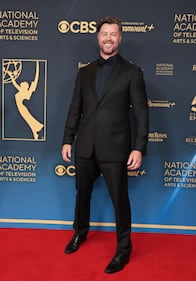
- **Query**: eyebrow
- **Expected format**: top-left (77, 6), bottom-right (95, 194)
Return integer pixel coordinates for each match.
top-left (100, 31), bottom-right (118, 35)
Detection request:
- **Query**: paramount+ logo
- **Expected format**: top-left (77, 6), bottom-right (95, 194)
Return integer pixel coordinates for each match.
top-left (58, 20), bottom-right (97, 34)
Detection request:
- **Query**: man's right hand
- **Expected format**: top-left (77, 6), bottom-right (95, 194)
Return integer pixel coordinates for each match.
top-left (62, 144), bottom-right (72, 162)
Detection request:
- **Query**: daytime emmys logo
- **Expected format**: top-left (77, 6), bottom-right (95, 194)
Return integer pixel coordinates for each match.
top-left (2, 59), bottom-right (47, 141)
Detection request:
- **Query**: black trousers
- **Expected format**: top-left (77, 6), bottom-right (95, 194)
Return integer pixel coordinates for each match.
top-left (73, 155), bottom-right (132, 256)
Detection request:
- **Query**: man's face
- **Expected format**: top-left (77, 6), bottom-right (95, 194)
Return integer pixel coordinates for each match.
top-left (97, 23), bottom-right (122, 59)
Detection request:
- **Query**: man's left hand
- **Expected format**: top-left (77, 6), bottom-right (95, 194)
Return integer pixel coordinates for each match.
top-left (127, 150), bottom-right (142, 170)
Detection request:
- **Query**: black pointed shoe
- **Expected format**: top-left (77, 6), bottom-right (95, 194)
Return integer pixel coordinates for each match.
top-left (105, 253), bottom-right (130, 274)
top-left (64, 233), bottom-right (87, 254)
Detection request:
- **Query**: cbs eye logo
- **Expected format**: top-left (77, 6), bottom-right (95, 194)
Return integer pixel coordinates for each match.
top-left (55, 165), bottom-right (75, 177)
top-left (58, 20), bottom-right (97, 34)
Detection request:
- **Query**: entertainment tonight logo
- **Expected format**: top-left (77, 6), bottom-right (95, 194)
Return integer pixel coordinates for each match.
top-left (2, 59), bottom-right (47, 141)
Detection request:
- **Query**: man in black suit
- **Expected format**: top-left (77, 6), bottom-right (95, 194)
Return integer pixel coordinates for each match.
top-left (62, 16), bottom-right (149, 274)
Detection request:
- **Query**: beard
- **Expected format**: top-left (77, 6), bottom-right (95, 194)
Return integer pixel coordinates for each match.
top-left (99, 41), bottom-right (119, 57)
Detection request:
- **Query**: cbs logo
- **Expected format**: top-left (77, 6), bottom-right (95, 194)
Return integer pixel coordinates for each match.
top-left (55, 165), bottom-right (75, 177)
top-left (58, 20), bottom-right (97, 34)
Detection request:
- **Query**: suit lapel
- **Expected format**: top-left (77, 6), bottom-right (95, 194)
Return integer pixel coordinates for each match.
top-left (89, 61), bottom-right (99, 102)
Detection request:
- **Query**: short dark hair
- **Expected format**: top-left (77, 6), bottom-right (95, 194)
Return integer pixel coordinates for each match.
top-left (97, 16), bottom-right (122, 32)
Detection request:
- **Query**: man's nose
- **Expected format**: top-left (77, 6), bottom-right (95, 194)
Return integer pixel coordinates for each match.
top-left (106, 34), bottom-right (112, 41)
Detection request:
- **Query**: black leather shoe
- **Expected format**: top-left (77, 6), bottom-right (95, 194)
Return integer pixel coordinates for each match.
top-left (64, 233), bottom-right (86, 254)
top-left (105, 253), bottom-right (130, 274)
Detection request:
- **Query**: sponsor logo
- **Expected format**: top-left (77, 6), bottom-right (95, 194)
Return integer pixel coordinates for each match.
top-left (127, 169), bottom-right (146, 177)
top-left (121, 21), bottom-right (155, 33)
top-left (78, 62), bottom-right (90, 69)
top-left (148, 132), bottom-right (168, 142)
top-left (185, 136), bottom-right (196, 145)
top-left (148, 99), bottom-right (175, 108)
top-left (58, 20), bottom-right (96, 34)
top-left (55, 165), bottom-right (75, 177)
top-left (156, 63), bottom-right (174, 76)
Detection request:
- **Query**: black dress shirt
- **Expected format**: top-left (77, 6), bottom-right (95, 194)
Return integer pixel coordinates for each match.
top-left (96, 54), bottom-right (118, 99)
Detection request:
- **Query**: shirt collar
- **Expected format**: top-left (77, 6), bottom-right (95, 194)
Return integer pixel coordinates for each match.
top-left (98, 54), bottom-right (118, 65)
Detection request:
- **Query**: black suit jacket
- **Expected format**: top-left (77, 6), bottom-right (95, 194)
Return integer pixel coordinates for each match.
top-left (63, 55), bottom-right (149, 162)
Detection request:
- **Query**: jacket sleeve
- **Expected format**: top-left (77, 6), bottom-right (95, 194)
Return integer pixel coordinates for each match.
top-left (62, 71), bottom-right (83, 145)
top-left (129, 67), bottom-right (149, 154)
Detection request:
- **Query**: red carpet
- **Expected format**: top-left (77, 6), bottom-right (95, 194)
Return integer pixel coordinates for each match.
top-left (0, 228), bottom-right (195, 281)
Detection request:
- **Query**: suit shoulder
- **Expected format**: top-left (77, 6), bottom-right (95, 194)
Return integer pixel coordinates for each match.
top-left (119, 56), bottom-right (142, 72)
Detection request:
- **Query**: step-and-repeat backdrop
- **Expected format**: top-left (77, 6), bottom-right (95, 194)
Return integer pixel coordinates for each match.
top-left (0, 0), bottom-right (195, 234)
